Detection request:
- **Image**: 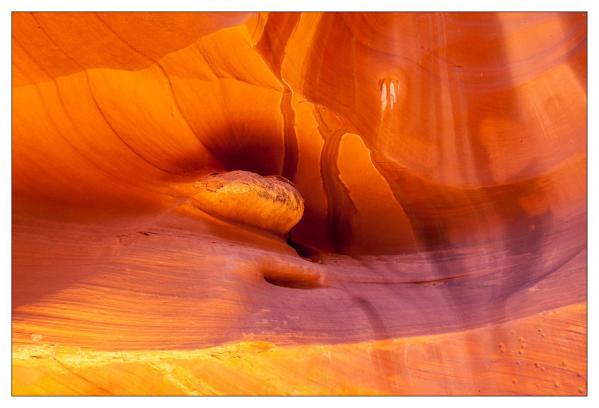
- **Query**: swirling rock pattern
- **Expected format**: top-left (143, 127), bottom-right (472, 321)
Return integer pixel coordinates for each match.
top-left (12, 12), bottom-right (586, 395)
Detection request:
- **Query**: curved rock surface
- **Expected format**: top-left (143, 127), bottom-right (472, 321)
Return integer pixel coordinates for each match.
top-left (190, 171), bottom-right (304, 236)
top-left (12, 12), bottom-right (586, 395)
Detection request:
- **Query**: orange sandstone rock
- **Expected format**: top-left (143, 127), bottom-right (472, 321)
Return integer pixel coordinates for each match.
top-left (11, 11), bottom-right (586, 396)
top-left (190, 171), bottom-right (304, 236)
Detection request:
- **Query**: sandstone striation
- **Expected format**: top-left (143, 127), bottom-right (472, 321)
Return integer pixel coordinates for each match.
top-left (11, 12), bottom-right (587, 395)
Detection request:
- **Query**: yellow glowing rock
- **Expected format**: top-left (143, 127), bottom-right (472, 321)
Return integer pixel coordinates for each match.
top-left (190, 170), bottom-right (304, 235)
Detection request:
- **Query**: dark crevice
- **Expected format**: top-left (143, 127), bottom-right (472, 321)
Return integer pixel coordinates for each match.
top-left (286, 237), bottom-right (324, 263)
top-left (263, 274), bottom-right (322, 290)
top-left (256, 13), bottom-right (301, 181)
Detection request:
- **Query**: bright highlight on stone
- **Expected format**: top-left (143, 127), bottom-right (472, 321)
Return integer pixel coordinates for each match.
top-left (191, 171), bottom-right (304, 236)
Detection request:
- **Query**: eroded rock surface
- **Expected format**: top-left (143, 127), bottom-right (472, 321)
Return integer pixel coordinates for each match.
top-left (190, 171), bottom-right (304, 235)
top-left (11, 12), bottom-right (587, 395)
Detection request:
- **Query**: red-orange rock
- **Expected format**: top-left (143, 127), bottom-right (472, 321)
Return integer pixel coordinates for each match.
top-left (11, 12), bottom-right (586, 395)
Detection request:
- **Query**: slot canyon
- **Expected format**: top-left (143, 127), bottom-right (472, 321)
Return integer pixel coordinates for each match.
top-left (11, 12), bottom-right (587, 395)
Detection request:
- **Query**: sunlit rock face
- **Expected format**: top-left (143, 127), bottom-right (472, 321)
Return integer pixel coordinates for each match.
top-left (190, 171), bottom-right (304, 236)
top-left (12, 12), bottom-right (586, 395)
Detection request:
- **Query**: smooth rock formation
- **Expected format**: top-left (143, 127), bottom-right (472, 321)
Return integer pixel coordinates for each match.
top-left (190, 171), bottom-right (304, 236)
top-left (11, 12), bottom-right (586, 395)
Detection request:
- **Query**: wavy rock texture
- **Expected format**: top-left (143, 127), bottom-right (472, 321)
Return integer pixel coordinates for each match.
top-left (12, 12), bottom-right (587, 395)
